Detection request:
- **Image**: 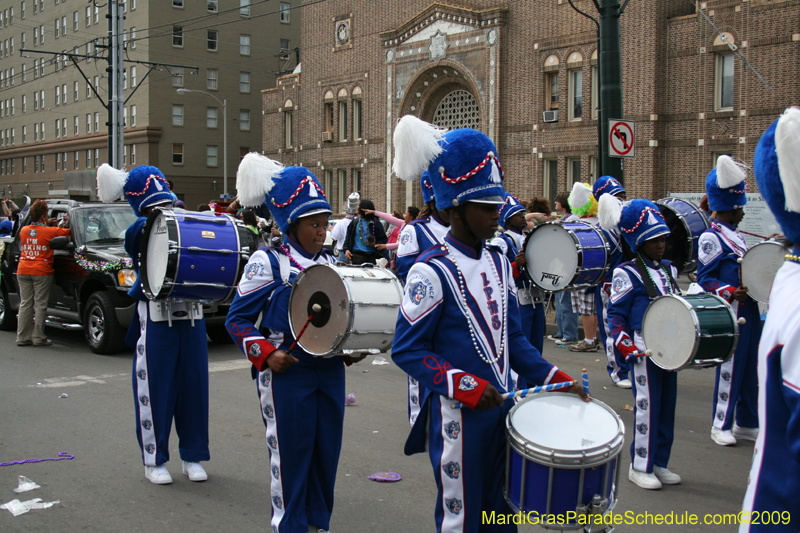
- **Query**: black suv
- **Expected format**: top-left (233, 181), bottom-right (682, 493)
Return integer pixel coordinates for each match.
top-left (0, 200), bottom-right (236, 354)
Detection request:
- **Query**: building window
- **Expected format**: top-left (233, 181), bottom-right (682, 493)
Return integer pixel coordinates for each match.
top-left (712, 151), bottom-right (733, 169)
top-left (172, 144), bottom-right (184, 165)
top-left (21, 2), bottom-right (25, 19)
top-left (353, 169), bottom-right (362, 194)
top-left (207, 30), bottom-right (218, 51)
top-left (240, 0), bottom-right (250, 17)
top-left (172, 104), bottom-right (184, 126)
top-left (86, 113), bottom-right (91, 133)
top-left (206, 145), bottom-right (218, 167)
top-left (61, 118), bottom-right (66, 137)
top-left (130, 27), bottom-right (136, 49)
top-left (567, 158), bottom-right (581, 189)
top-left (34, 155), bottom-right (38, 172)
top-left (207, 107), bottom-right (218, 128)
top-left (21, 94), bottom-right (26, 113)
top-left (21, 63), bottom-right (26, 82)
top-left (86, 149), bottom-right (91, 169)
top-left (568, 69), bottom-right (583, 121)
top-left (21, 125), bottom-right (26, 143)
top-left (338, 101), bottom-right (348, 141)
top-left (85, 6), bottom-right (90, 26)
top-left (280, 2), bottom-right (290, 23)
top-left (240, 109), bottom-right (250, 131)
top-left (73, 115), bottom-right (78, 135)
top-left (324, 102), bottom-right (334, 134)
top-left (22, 157), bottom-right (26, 172)
top-left (73, 10), bottom-right (78, 31)
top-left (432, 89), bottom-right (480, 130)
top-left (130, 105), bottom-right (136, 126)
top-left (94, 112), bottom-right (99, 132)
top-left (173, 26), bottom-right (183, 47)
top-left (207, 0), bottom-right (218, 12)
top-left (94, 148), bottom-right (99, 167)
top-left (130, 144), bottom-right (136, 165)
top-left (239, 147), bottom-right (250, 160)
top-left (590, 156), bottom-right (598, 182)
top-left (73, 151), bottom-right (79, 169)
top-left (173, 0), bottom-right (183, 7)
top-left (240, 34), bottom-right (250, 55)
top-left (240, 71), bottom-right (250, 93)
top-left (591, 65), bottom-right (598, 120)
top-left (543, 160), bottom-right (558, 203)
top-left (323, 170), bottom-right (332, 205)
top-left (284, 111), bottom-right (293, 148)
top-left (207, 69), bottom-right (218, 90)
top-left (337, 170), bottom-right (346, 212)
top-left (55, 119), bottom-right (60, 138)
top-left (55, 152), bottom-right (60, 170)
top-left (74, 80), bottom-right (79, 101)
top-left (130, 66), bottom-right (136, 86)
top-left (55, 18), bottom-right (60, 39)
top-left (94, 5), bottom-right (99, 24)
top-left (172, 67), bottom-right (184, 87)
top-left (545, 72), bottom-right (559, 110)
top-left (123, 106), bottom-right (128, 127)
top-left (716, 54), bottom-right (734, 111)
top-left (55, 85), bottom-right (60, 106)
top-left (353, 99), bottom-right (362, 140)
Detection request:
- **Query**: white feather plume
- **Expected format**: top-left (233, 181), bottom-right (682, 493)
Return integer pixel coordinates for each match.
top-left (715, 155), bottom-right (747, 189)
top-left (776, 107), bottom-right (800, 213)
top-left (392, 115), bottom-right (447, 181)
top-left (96, 163), bottom-right (128, 203)
top-left (568, 181), bottom-right (591, 210)
top-left (236, 152), bottom-right (283, 207)
top-left (598, 193), bottom-right (623, 231)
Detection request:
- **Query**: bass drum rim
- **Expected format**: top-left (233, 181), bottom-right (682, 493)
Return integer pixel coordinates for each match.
top-left (139, 207), bottom-right (179, 300)
top-left (523, 221), bottom-right (604, 292)
top-left (741, 239), bottom-right (788, 303)
top-left (656, 198), bottom-right (710, 275)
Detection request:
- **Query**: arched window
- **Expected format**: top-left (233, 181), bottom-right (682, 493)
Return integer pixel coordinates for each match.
top-left (432, 89), bottom-right (480, 130)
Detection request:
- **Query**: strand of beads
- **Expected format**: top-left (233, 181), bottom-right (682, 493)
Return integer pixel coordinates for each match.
top-left (445, 243), bottom-right (506, 365)
top-left (638, 253), bottom-right (675, 295)
top-left (279, 245), bottom-right (306, 272)
top-left (785, 253), bottom-right (800, 265)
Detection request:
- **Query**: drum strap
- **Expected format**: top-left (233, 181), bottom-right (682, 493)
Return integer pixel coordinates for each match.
top-left (634, 256), bottom-right (680, 300)
top-left (276, 250), bottom-right (292, 286)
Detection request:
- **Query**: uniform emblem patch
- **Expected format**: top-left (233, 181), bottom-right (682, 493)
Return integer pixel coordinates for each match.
top-left (701, 241), bottom-right (714, 255)
top-left (719, 392), bottom-right (729, 402)
top-left (260, 372), bottom-right (271, 387)
top-left (145, 443), bottom-right (156, 455)
top-left (267, 435), bottom-right (278, 449)
top-left (458, 375), bottom-right (478, 392)
top-left (409, 282), bottom-right (427, 305)
top-left (272, 496), bottom-right (283, 509)
top-left (400, 232), bottom-right (411, 245)
top-left (139, 395), bottom-right (149, 406)
top-left (637, 399), bottom-right (648, 411)
top-left (636, 375), bottom-right (647, 386)
top-left (271, 465), bottom-right (280, 480)
top-left (722, 372), bottom-right (732, 382)
top-left (137, 344), bottom-right (145, 355)
top-left (722, 290), bottom-right (731, 300)
top-left (411, 395), bottom-right (418, 405)
top-left (636, 423), bottom-right (648, 435)
top-left (409, 377), bottom-right (417, 385)
top-left (445, 498), bottom-right (463, 515)
top-left (444, 421), bottom-right (461, 440)
top-left (622, 338), bottom-right (633, 347)
top-left (264, 404), bottom-right (275, 419)
top-left (245, 261), bottom-right (262, 280)
top-left (137, 369), bottom-right (147, 380)
top-left (717, 411), bottom-right (725, 421)
top-left (410, 414), bottom-right (417, 424)
top-left (141, 419), bottom-right (152, 430)
top-left (636, 447), bottom-right (648, 458)
top-left (249, 343), bottom-right (262, 359)
top-left (443, 461), bottom-right (461, 479)
top-left (141, 319), bottom-right (146, 330)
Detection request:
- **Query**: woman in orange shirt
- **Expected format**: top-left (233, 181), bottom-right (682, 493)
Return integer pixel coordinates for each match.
top-left (16, 199), bottom-right (70, 346)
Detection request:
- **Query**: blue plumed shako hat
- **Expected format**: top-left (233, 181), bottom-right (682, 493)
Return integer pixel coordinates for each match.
top-left (705, 155), bottom-right (748, 212)
top-left (96, 164), bottom-right (174, 216)
top-left (592, 176), bottom-right (625, 200)
top-left (392, 116), bottom-right (505, 210)
top-left (420, 171), bottom-right (435, 205)
top-left (599, 196), bottom-right (670, 253)
top-left (499, 193), bottom-right (526, 228)
top-left (235, 152), bottom-right (331, 233)
top-left (754, 108), bottom-right (800, 245)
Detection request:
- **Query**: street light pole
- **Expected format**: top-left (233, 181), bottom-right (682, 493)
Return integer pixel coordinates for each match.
top-left (176, 88), bottom-right (228, 198)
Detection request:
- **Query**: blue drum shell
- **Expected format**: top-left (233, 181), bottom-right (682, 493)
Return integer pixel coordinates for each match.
top-left (566, 224), bottom-right (609, 286)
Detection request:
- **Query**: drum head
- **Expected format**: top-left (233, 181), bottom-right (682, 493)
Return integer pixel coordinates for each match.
top-left (144, 210), bottom-right (171, 298)
top-left (525, 224), bottom-right (578, 291)
top-left (509, 394), bottom-right (621, 462)
top-left (642, 295), bottom-right (697, 370)
top-left (289, 264), bottom-right (350, 356)
top-left (658, 201), bottom-right (692, 274)
top-left (742, 241), bottom-right (786, 303)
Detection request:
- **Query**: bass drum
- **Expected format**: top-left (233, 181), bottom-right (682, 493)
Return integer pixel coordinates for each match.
top-left (740, 239), bottom-right (789, 303)
top-left (656, 198), bottom-right (710, 274)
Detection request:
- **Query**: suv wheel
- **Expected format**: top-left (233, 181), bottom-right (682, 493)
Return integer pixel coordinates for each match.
top-left (0, 284), bottom-right (17, 331)
top-left (84, 292), bottom-right (127, 355)
top-left (206, 324), bottom-right (234, 345)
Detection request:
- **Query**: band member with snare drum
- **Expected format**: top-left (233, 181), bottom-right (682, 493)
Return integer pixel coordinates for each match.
top-left (592, 177), bottom-right (631, 389)
top-left (740, 107), bottom-right (800, 532)
top-left (97, 164), bottom-right (210, 486)
top-left (391, 116), bottom-right (588, 532)
top-left (567, 182), bottom-right (600, 353)
top-left (600, 196), bottom-right (682, 490)
top-left (697, 155), bottom-right (761, 447)
top-left (226, 153), bottom-right (364, 533)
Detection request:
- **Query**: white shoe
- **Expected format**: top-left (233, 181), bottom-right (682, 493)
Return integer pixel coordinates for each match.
top-left (144, 465), bottom-right (173, 485)
top-left (653, 465), bottom-right (681, 485)
top-left (182, 461), bottom-right (208, 482)
top-left (615, 379), bottom-right (632, 389)
top-left (733, 423), bottom-right (758, 442)
top-left (628, 465), bottom-right (662, 490)
top-left (711, 427), bottom-right (737, 446)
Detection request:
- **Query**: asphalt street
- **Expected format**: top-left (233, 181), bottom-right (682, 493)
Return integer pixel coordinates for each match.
top-left (0, 327), bottom-right (753, 532)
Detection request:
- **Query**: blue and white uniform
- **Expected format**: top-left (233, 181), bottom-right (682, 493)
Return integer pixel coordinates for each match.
top-left (226, 240), bottom-right (343, 533)
top-left (697, 221), bottom-right (760, 433)
top-left (596, 228), bottom-right (628, 383)
top-left (396, 214), bottom-right (449, 282)
top-left (607, 257), bottom-right (679, 474)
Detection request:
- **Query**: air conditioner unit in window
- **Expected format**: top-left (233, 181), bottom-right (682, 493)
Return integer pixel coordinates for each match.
top-left (543, 110), bottom-right (558, 123)
top-left (322, 131), bottom-right (333, 142)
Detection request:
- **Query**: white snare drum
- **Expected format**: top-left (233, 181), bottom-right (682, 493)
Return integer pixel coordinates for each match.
top-left (505, 394), bottom-right (624, 527)
top-left (741, 239), bottom-right (788, 303)
top-left (288, 263), bottom-right (403, 356)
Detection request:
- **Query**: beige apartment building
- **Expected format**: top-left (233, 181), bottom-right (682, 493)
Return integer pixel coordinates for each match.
top-left (0, 0), bottom-right (299, 209)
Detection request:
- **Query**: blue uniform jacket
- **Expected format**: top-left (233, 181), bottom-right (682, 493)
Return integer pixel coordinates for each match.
top-left (124, 216), bottom-right (149, 303)
top-left (395, 215), bottom-right (449, 282)
top-left (697, 220), bottom-right (747, 301)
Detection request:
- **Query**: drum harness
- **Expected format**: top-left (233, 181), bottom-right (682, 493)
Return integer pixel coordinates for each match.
top-left (634, 255), bottom-right (681, 302)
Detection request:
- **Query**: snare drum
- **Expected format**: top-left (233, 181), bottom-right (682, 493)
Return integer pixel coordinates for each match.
top-left (524, 222), bottom-right (610, 292)
top-left (505, 394), bottom-right (624, 527)
top-left (642, 294), bottom-right (738, 371)
top-left (656, 198), bottom-right (711, 274)
top-left (741, 239), bottom-right (788, 303)
top-left (288, 263), bottom-right (403, 356)
top-left (139, 208), bottom-right (255, 302)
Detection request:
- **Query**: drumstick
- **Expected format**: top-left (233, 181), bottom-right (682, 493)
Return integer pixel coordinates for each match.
top-left (737, 229), bottom-right (768, 239)
top-left (449, 380), bottom-right (577, 409)
top-left (288, 304), bottom-right (322, 353)
top-left (582, 369), bottom-right (590, 395)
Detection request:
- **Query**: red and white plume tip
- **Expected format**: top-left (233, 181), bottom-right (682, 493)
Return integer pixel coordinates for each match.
top-left (715, 154), bottom-right (748, 189)
top-left (236, 152), bottom-right (284, 207)
top-left (392, 115), bottom-right (447, 182)
top-left (777, 107), bottom-right (800, 213)
top-left (96, 163), bottom-right (129, 203)
top-left (598, 193), bottom-right (624, 231)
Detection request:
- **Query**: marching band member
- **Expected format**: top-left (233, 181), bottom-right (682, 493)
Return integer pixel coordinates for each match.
top-left (97, 164), bottom-right (210, 485)
top-left (225, 154), bottom-right (363, 533)
top-left (491, 193), bottom-right (546, 354)
top-left (395, 171), bottom-right (450, 282)
top-left (600, 196), bottom-right (682, 490)
top-left (567, 182), bottom-right (600, 353)
top-left (697, 155), bottom-right (761, 446)
top-left (592, 177), bottom-right (630, 388)
top-left (329, 192), bottom-right (359, 262)
top-left (740, 109), bottom-right (800, 531)
top-left (391, 116), bottom-right (587, 532)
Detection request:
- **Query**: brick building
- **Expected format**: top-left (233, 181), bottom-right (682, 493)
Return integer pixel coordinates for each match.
top-left (262, 0), bottom-right (799, 215)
